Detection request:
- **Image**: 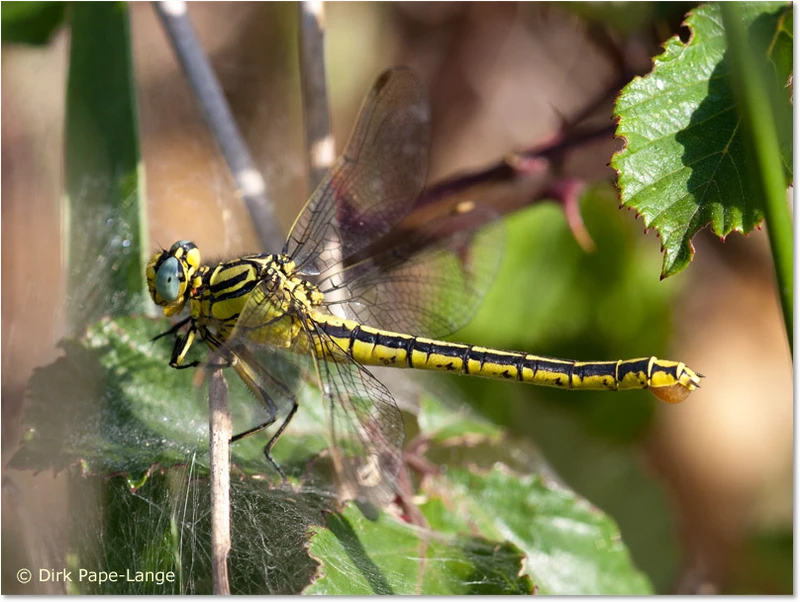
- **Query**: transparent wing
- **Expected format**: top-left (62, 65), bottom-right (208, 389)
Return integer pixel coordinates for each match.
top-left (226, 282), bottom-right (405, 508)
top-left (317, 201), bottom-right (505, 338)
top-left (302, 317), bottom-right (404, 507)
top-left (284, 67), bottom-right (430, 276)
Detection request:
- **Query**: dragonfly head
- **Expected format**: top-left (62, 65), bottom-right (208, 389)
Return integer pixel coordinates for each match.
top-left (146, 240), bottom-right (203, 317)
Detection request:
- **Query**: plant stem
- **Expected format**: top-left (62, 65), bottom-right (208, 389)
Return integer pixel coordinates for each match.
top-left (208, 360), bottom-right (232, 595)
top-left (153, 0), bottom-right (283, 250)
top-left (721, 3), bottom-right (793, 357)
top-left (298, 1), bottom-right (334, 194)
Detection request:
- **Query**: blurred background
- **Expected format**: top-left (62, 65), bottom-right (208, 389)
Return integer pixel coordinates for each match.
top-left (2, 2), bottom-right (792, 594)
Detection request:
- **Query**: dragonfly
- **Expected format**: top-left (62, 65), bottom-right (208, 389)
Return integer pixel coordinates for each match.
top-left (146, 67), bottom-right (702, 507)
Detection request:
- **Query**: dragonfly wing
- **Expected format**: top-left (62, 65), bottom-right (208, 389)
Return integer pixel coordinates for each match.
top-left (302, 317), bottom-right (405, 507)
top-left (317, 202), bottom-right (506, 339)
top-left (227, 281), bottom-right (405, 507)
top-left (284, 67), bottom-right (430, 276)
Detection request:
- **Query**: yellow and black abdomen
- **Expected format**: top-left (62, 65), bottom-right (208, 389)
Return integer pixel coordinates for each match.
top-left (315, 314), bottom-right (701, 403)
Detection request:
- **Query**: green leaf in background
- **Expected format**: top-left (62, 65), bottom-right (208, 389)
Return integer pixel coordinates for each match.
top-left (427, 467), bottom-right (653, 595)
top-left (612, 2), bottom-right (792, 278)
top-left (303, 383), bottom-right (652, 595)
top-left (1, 1), bottom-right (66, 45)
top-left (727, 529), bottom-right (793, 594)
top-left (10, 317), bottom-right (209, 477)
top-left (305, 503), bottom-right (534, 595)
top-left (416, 393), bottom-right (504, 445)
top-left (565, 2), bottom-right (658, 35)
top-left (64, 2), bottom-right (149, 334)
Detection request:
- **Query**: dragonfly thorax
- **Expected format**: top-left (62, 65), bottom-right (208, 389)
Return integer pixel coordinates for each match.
top-left (262, 254), bottom-right (325, 311)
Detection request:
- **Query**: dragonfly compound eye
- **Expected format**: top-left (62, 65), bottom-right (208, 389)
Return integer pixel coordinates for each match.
top-left (155, 256), bottom-right (181, 302)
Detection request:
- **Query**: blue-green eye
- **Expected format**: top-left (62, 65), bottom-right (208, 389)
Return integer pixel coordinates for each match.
top-left (155, 256), bottom-right (181, 302)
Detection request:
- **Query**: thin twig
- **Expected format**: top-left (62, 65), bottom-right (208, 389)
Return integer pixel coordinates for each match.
top-left (298, 1), bottom-right (334, 193)
top-left (298, 0), bottom-right (348, 308)
top-left (153, 0), bottom-right (283, 250)
top-left (208, 359), bottom-right (232, 595)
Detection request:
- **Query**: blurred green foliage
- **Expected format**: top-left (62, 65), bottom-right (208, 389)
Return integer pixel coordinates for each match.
top-left (1, 1), bottom-right (65, 45)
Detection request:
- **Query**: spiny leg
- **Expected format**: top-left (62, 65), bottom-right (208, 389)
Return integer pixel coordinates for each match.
top-left (229, 394), bottom-right (299, 480)
top-left (152, 316), bottom-right (193, 342)
top-left (154, 318), bottom-right (201, 369)
top-left (263, 402), bottom-right (298, 478)
top-left (173, 361), bottom-right (201, 370)
top-left (230, 350), bottom-right (299, 481)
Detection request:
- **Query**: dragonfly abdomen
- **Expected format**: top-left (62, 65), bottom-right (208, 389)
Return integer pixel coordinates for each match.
top-left (316, 315), bottom-right (701, 403)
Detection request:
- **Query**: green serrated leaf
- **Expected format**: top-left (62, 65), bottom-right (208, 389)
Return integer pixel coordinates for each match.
top-left (1, 1), bottom-right (65, 45)
top-left (422, 466), bottom-right (653, 595)
top-left (11, 317), bottom-right (209, 476)
top-left (304, 503), bottom-right (534, 595)
top-left (612, 2), bottom-right (792, 277)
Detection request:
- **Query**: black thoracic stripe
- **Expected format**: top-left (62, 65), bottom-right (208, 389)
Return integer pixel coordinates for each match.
top-left (210, 261), bottom-right (252, 293)
top-left (221, 312), bottom-right (240, 325)
top-left (213, 280), bottom-right (259, 303)
top-left (567, 362), bottom-right (575, 389)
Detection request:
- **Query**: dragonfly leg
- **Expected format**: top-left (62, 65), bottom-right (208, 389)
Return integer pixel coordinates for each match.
top-left (152, 316), bottom-right (193, 341)
top-left (173, 361), bottom-right (200, 370)
top-left (231, 409), bottom-right (282, 478)
top-left (230, 355), bottom-right (299, 482)
top-left (154, 318), bottom-right (200, 370)
top-left (230, 404), bottom-right (296, 481)
top-left (263, 401), bottom-right (298, 481)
